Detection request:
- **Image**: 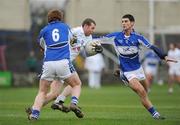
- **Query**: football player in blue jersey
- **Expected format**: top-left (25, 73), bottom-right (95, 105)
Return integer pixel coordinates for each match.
top-left (26, 9), bottom-right (83, 120)
top-left (107, 14), bottom-right (177, 120)
top-left (26, 17), bottom-right (101, 119)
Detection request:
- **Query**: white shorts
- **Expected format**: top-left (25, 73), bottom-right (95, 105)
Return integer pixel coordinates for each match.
top-left (144, 66), bottom-right (158, 76)
top-left (124, 66), bottom-right (146, 81)
top-left (169, 66), bottom-right (180, 76)
top-left (40, 59), bottom-right (75, 81)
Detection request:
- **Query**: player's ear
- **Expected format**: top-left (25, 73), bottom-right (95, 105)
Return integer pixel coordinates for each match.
top-left (131, 22), bottom-right (135, 27)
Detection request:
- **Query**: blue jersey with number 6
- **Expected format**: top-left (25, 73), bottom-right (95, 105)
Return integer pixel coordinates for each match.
top-left (38, 21), bottom-right (71, 62)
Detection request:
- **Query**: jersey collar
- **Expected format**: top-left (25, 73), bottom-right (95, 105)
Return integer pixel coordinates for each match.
top-left (122, 30), bottom-right (135, 36)
top-left (49, 20), bottom-right (62, 24)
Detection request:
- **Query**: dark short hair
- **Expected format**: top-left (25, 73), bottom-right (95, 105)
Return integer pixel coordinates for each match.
top-left (82, 18), bottom-right (96, 27)
top-left (47, 9), bottom-right (63, 23)
top-left (122, 14), bottom-right (135, 22)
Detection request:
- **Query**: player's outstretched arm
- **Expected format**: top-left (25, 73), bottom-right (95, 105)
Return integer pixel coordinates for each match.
top-left (150, 45), bottom-right (178, 63)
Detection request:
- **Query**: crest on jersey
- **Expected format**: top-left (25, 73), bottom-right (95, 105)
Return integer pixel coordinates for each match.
top-left (117, 39), bottom-right (123, 44)
top-left (116, 46), bottom-right (138, 55)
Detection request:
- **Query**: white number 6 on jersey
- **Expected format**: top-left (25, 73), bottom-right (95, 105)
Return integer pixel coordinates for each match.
top-left (52, 29), bottom-right (60, 42)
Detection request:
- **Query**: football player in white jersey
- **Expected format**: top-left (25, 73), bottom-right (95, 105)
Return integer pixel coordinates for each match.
top-left (51, 18), bottom-right (102, 118)
top-left (167, 43), bottom-right (180, 93)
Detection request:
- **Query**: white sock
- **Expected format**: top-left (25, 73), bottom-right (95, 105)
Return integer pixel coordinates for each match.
top-left (153, 112), bottom-right (160, 119)
top-left (55, 95), bottom-right (66, 103)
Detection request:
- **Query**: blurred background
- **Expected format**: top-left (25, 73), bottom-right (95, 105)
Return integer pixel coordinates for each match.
top-left (0, 0), bottom-right (180, 87)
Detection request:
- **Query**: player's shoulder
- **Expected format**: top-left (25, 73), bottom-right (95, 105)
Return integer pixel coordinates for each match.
top-left (71, 26), bottom-right (82, 34)
top-left (72, 26), bottom-right (81, 31)
top-left (106, 31), bottom-right (122, 38)
top-left (49, 21), bottom-right (70, 29)
top-left (61, 22), bottom-right (71, 28)
top-left (39, 25), bottom-right (49, 36)
top-left (133, 32), bottom-right (149, 42)
top-left (41, 24), bottom-right (49, 32)
top-left (132, 31), bottom-right (143, 38)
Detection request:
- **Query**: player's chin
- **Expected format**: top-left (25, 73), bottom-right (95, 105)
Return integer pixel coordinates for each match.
top-left (123, 28), bottom-right (128, 31)
top-left (88, 32), bottom-right (93, 36)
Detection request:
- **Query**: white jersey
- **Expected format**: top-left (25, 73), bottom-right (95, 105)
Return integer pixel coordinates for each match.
top-left (70, 26), bottom-right (92, 61)
top-left (168, 48), bottom-right (180, 75)
top-left (168, 48), bottom-right (180, 68)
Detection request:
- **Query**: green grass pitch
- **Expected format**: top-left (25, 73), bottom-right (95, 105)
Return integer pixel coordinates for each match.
top-left (0, 84), bottom-right (180, 125)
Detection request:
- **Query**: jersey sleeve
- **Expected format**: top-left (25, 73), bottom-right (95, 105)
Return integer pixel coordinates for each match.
top-left (93, 32), bottom-right (118, 45)
top-left (137, 35), bottom-right (152, 48)
top-left (71, 27), bottom-right (80, 36)
top-left (37, 29), bottom-right (46, 49)
top-left (137, 34), bottom-right (166, 59)
top-left (68, 29), bottom-right (74, 40)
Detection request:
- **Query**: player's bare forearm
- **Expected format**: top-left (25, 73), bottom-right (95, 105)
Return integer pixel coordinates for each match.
top-left (164, 56), bottom-right (178, 63)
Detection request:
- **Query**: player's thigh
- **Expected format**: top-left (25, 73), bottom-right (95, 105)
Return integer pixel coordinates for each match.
top-left (168, 67), bottom-right (176, 76)
top-left (140, 79), bottom-right (148, 92)
top-left (129, 78), bottom-right (145, 93)
top-left (124, 66), bottom-right (146, 81)
top-left (39, 79), bottom-right (51, 94)
top-left (64, 72), bottom-right (82, 87)
top-left (50, 80), bottom-right (63, 95)
top-left (40, 61), bottom-right (56, 81)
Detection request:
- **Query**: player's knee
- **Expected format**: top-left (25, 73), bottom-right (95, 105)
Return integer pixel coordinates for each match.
top-left (133, 86), bottom-right (147, 97)
top-left (71, 81), bottom-right (81, 87)
top-left (38, 91), bottom-right (47, 97)
top-left (53, 92), bottom-right (60, 98)
top-left (138, 89), bottom-right (147, 98)
top-left (65, 74), bottom-right (82, 87)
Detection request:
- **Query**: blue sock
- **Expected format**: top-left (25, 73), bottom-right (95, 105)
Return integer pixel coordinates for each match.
top-left (31, 109), bottom-right (40, 119)
top-left (71, 96), bottom-right (78, 105)
top-left (148, 106), bottom-right (157, 116)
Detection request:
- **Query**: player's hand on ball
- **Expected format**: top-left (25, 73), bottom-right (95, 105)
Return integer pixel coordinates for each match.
top-left (85, 41), bottom-right (103, 56)
top-left (93, 45), bottom-right (103, 53)
top-left (91, 41), bottom-right (103, 53)
top-left (70, 35), bottom-right (77, 47)
top-left (91, 41), bottom-right (101, 46)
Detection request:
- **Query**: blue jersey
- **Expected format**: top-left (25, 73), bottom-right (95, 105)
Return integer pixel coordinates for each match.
top-left (38, 21), bottom-right (71, 62)
top-left (106, 31), bottom-right (152, 72)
